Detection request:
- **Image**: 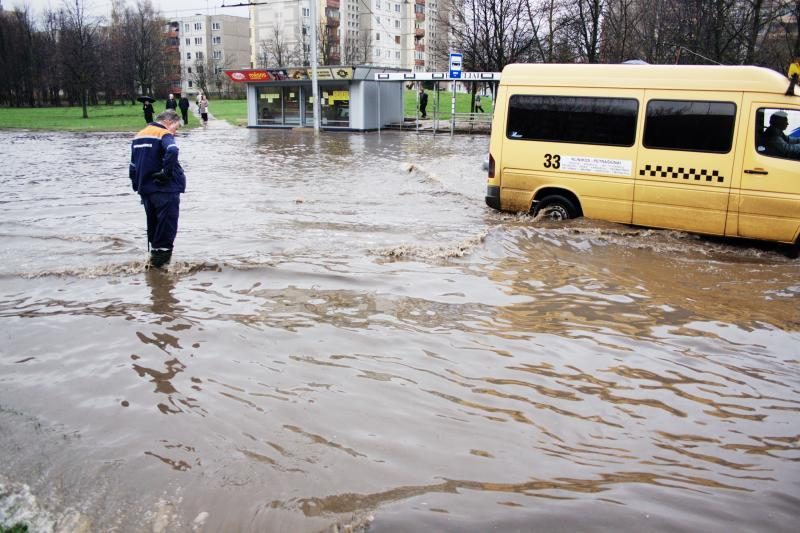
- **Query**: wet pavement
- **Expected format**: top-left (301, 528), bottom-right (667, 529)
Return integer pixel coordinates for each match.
top-left (0, 122), bottom-right (798, 532)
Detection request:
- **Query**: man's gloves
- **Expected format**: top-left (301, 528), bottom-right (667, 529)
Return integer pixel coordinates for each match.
top-left (151, 170), bottom-right (169, 185)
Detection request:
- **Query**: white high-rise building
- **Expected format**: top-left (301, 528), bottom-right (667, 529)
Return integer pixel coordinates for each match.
top-left (250, 0), bottom-right (447, 71)
top-left (175, 14), bottom-right (250, 97)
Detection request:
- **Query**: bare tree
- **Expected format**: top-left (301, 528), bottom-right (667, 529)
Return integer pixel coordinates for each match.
top-left (319, 21), bottom-right (339, 65)
top-left (601, 0), bottom-right (641, 62)
top-left (449, 0), bottom-right (535, 72)
top-left (59, 0), bottom-right (103, 118)
top-left (190, 58), bottom-right (210, 96)
top-left (128, 0), bottom-right (164, 97)
top-left (259, 25), bottom-right (296, 67)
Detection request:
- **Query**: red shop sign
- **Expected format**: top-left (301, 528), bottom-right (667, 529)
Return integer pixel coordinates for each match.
top-left (225, 70), bottom-right (273, 82)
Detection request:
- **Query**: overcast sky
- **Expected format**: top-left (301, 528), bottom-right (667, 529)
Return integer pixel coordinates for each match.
top-left (5, 0), bottom-right (250, 19)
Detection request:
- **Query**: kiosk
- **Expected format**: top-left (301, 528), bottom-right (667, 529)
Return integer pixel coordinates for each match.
top-left (225, 66), bottom-right (409, 131)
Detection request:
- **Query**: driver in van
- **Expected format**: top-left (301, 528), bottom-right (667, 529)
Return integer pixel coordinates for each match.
top-left (762, 110), bottom-right (800, 158)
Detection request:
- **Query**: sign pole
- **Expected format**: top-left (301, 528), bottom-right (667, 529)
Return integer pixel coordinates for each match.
top-left (448, 52), bottom-right (462, 137)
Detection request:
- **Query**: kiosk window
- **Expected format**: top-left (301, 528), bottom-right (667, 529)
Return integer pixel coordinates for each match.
top-left (507, 95), bottom-right (638, 146)
top-left (644, 100), bottom-right (736, 153)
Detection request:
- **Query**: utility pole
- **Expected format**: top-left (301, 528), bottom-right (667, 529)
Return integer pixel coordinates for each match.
top-left (308, 0), bottom-right (320, 133)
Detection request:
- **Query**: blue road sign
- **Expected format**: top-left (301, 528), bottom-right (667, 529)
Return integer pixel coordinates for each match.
top-left (449, 52), bottom-right (463, 79)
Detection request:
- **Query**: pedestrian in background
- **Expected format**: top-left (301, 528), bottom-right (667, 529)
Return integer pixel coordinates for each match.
top-left (419, 88), bottom-right (428, 119)
top-left (178, 94), bottom-right (190, 124)
top-left (475, 94), bottom-right (484, 113)
top-left (129, 109), bottom-right (186, 269)
top-left (199, 94), bottom-right (209, 125)
top-left (166, 93), bottom-right (177, 110)
top-left (196, 91), bottom-right (203, 111)
top-left (142, 101), bottom-right (154, 123)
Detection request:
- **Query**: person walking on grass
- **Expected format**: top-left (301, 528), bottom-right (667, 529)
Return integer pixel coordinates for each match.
top-left (142, 101), bottom-right (154, 123)
top-left (129, 109), bottom-right (186, 269)
top-left (178, 94), bottom-right (190, 124)
top-left (419, 88), bottom-right (428, 119)
top-left (199, 94), bottom-right (209, 125)
top-left (165, 93), bottom-right (177, 110)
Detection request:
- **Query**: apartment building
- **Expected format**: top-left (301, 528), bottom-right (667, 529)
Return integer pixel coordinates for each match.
top-left (250, 0), bottom-right (448, 71)
top-left (175, 14), bottom-right (250, 97)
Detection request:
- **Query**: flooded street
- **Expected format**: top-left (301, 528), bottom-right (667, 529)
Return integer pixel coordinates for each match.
top-left (0, 123), bottom-right (799, 532)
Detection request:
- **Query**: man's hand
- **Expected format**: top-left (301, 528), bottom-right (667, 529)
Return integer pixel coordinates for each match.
top-left (152, 170), bottom-right (169, 185)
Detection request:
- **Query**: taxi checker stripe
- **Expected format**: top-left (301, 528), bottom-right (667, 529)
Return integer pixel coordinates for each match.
top-left (638, 164), bottom-right (724, 183)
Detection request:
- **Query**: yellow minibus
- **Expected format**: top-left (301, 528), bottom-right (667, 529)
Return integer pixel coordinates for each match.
top-left (485, 64), bottom-right (800, 253)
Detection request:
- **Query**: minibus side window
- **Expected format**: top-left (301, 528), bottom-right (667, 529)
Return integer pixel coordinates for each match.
top-left (644, 100), bottom-right (736, 153)
top-left (756, 108), bottom-right (800, 161)
top-left (506, 95), bottom-right (638, 146)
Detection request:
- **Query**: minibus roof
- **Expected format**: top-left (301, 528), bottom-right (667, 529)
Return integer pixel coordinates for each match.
top-left (500, 64), bottom-right (791, 94)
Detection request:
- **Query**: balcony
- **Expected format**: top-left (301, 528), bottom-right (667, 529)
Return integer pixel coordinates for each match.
top-left (416, 13), bottom-right (425, 22)
top-left (415, 28), bottom-right (424, 38)
top-left (327, 0), bottom-right (340, 7)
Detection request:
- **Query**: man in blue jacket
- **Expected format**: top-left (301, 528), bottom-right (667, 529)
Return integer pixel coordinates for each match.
top-left (129, 109), bottom-right (186, 268)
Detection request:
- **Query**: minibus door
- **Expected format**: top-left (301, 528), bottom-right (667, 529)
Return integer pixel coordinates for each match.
top-left (633, 93), bottom-right (740, 236)
top-left (738, 102), bottom-right (800, 243)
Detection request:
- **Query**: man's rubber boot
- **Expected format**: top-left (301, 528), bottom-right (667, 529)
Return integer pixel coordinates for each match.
top-left (149, 249), bottom-right (172, 269)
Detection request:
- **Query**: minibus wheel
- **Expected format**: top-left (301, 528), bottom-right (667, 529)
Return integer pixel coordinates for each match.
top-left (533, 195), bottom-right (578, 221)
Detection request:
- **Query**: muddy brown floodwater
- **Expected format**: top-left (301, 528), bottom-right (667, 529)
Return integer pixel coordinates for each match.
top-left (0, 123), bottom-right (798, 533)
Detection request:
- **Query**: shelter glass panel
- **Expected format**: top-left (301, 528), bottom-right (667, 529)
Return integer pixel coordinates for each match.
top-left (284, 86), bottom-right (302, 125)
top-left (257, 87), bottom-right (282, 125)
top-left (321, 84), bottom-right (350, 127)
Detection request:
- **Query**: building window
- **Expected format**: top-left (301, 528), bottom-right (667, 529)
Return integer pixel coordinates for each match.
top-left (644, 100), bottom-right (736, 153)
top-left (197, 51), bottom-right (204, 60)
top-left (302, 7), bottom-right (310, 16)
top-left (186, 52), bottom-right (191, 60)
top-left (213, 50), bottom-right (222, 59)
top-left (184, 38), bottom-right (190, 45)
top-left (212, 22), bottom-right (221, 30)
top-left (188, 80), bottom-right (193, 88)
top-left (195, 37), bottom-right (203, 45)
top-left (213, 36), bottom-right (221, 44)
top-left (395, 3), bottom-right (400, 12)
top-left (195, 22), bottom-right (203, 30)
top-left (188, 67), bottom-right (192, 74)
top-left (395, 20), bottom-right (400, 29)
top-left (395, 35), bottom-right (400, 43)
top-left (376, 32), bottom-right (380, 40)
top-left (507, 95), bottom-right (639, 146)
top-left (184, 23), bottom-right (189, 32)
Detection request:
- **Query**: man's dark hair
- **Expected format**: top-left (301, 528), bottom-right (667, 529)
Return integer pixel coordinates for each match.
top-left (156, 109), bottom-right (181, 123)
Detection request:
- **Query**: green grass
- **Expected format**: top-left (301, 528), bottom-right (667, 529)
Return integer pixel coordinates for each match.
top-left (0, 523), bottom-right (28, 533)
top-left (206, 99), bottom-right (247, 126)
top-left (0, 103), bottom-right (202, 132)
top-left (0, 91), bottom-right (491, 131)
top-left (403, 89), bottom-right (492, 119)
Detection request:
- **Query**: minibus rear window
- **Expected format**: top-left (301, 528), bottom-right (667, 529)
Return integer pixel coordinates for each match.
top-left (506, 95), bottom-right (638, 146)
top-left (644, 100), bottom-right (736, 153)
